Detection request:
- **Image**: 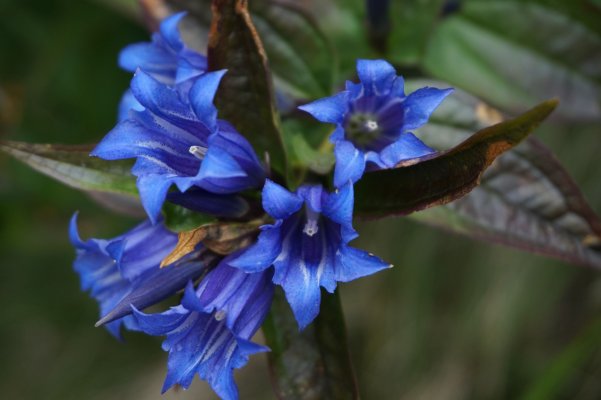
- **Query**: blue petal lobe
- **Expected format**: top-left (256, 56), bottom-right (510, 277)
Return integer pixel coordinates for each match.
top-left (189, 70), bottom-right (227, 129)
top-left (333, 141), bottom-right (366, 187)
top-left (262, 179), bottom-right (303, 219)
top-left (334, 246), bottom-right (391, 282)
top-left (298, 91), bottom-right (349, 124)
top-left (136, 175), bottom-right (172, 224)
top-left (356, 59), bottom-right (396, 96)
top-left (403, 87), bottom-right (453, 130)
top-left (229, 223), bottom-right (282, 273)
top-left (379, 132), bottom-right (436, 167)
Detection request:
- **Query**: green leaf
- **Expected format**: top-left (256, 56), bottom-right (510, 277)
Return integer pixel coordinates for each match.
top-left (0, 141), bottom-right (143, 216)
top-left (207, 0), bottom-right (287, 175)
top-left (405, 81), bottom-right (601, 269)
top-left (249, 0), bottom-right (336, 99)
top-left (354, 98), bottom-right (559, 218)
top-left (387, 0), bottom-right (446, 64)
top-left (422, 0), bottom-right (601, 121)
top-left (262, 289), bottom-right (359, 400)
top-left (0, 141), bottom-right (137, 194)
top-left (162, 202), bottom-right (216, 233)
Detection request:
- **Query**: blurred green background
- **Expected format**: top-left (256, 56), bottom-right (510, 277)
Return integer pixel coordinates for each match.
top-left (1, 0), bottom-right (601, 399)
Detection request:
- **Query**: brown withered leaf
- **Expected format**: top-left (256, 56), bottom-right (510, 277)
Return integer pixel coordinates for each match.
top-left (160, 228), bottom-right (208, 267)
top-left (160, 220), bottom-right (264, 267)
top-left (354, 98), bottom-right (559, 218)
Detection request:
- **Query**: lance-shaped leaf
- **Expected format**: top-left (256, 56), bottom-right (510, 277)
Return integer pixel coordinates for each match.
top-left (354, 98), bottom-right (558, 218)
top-left (207, 0), bottom-right (287, 174)
top-left (0, 141), bottom-right (144, 216)
top-left (0, 141), bottom-right (136, 194)
top-left (262, 289), bottom-right (359, 400)
top-left (161, 219), bottom-right (263, 267)
top-left (405, 81), bottom-right (601, 269)
top-left (95, 250), bottom-right (220, 327)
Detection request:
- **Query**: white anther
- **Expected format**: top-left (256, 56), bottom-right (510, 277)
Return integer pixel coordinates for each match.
top-left (365, 120), bottom-right (379, 131)
top-left (303, 219), bottom-right (319, 237)
top-left (189, 145), bottom-right (207, 159)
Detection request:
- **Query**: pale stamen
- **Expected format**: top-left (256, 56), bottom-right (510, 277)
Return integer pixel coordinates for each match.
top-left (189, 145), bottom-right (207, 159)
top-left (303, 208), bottom-right (320, 237)
top-left (364, 120), bottom-right (379, 132)
top-left (214, 310), bottom-right (226, 321)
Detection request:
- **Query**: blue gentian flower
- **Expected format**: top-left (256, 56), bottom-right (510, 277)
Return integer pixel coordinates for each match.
top-left (117, 12), bottom-right (207, 121)
top-left (230, 180), bottom-right (391, 329)
top-left (69, 214), bottom-right (177, 338)
top-left (92, 69), bottom-right (266, 223)
top-left (299, 59), bottom-right (453, 187)
top-left (134, 256), bottom-right (273, 398)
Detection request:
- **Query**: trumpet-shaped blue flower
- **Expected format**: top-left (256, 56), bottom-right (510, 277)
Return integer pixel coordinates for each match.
top-left (134, 256), bottom-right (273, 399)
top-left (69, 214), bottom-right (177, 338)
top-left (117, 12), bottom-right (207, 121)
top-left (92, 69), bottom-right (266, 223)
top-left (299, 59), bottom-right (452, 187)
top-left (230, 180), bottom-right (391, 329)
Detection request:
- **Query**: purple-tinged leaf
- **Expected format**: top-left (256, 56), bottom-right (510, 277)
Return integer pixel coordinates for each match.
top-left (406, 81), bottom-right (601, 269)
top-left (95, 249), bottom-right (219, 327)
top-left (354, 98), bottom-right (558, 218)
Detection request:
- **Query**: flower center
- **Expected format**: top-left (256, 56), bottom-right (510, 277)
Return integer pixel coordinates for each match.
top-left (303, 207), bottom-right (320, 237)
top-left (188, 145), bottom-right (207, 159)
top-left (345, 113), bottom-right (381, 147)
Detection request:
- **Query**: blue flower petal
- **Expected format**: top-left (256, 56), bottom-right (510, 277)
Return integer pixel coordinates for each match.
top-left (167, 188), bottom-right (250, 219)
top-left (136, 175), bottom-right (173, 224)
top-left (262, 180), bottom-right (303, 219)
top-left (229, 222), bottom-right (283, 273)
top-left (323, 183), bottom-right (354, 228)
top-left (356, 59), bottom-right (396, 96)
top-left (117, 89), bottom-right (144, 122)
top-left (378, 132), bottom-right (436, 167)
top-left (333, 140), bottom-right (366, 187)
top-left (130, 70), bottom-right (194, 122)
top-left (189, 70), bottom-right (227, 130)
top-left (133, 275), bottom-right (270, 399)
top-left (196, 258), bottom-right (274, 337)
top-left (119, 42), bottom-right (176, 80)
top-left (71, 214), bottom-right (177, 338)
top-left (334, 246), bottom-right (392, 282)
top-left (298, 91), bottom-right (350, 124)
top-left (159, 12), bottom-right (186, 51)
top-left (403, 87), bottom-right (454, 131)
top-left (274, 243), bottom-right (322, 329)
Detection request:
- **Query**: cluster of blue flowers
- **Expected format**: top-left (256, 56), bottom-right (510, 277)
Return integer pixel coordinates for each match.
top-left (71, 13), bottom-right (451, 399)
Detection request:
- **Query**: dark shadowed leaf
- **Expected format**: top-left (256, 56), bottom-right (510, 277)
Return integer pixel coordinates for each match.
top-left (422, 0), bottom-right (601, 122)
top-left (161, 0), bottom-right (336, 99)
top-left (162, 202), bottom-right (216, 232)
top-left (354, 98), bottom-right (558, 218)
top-left (406, 81), bottom-right (601, 269)
top-left (0, 141), bottom-right (144, 216)
top-left (207, 0), bottom-right (286, 175)
top-left (95, 250), bottom-right (220, 327)
top-left (262, 289), bottom-right (359, 400)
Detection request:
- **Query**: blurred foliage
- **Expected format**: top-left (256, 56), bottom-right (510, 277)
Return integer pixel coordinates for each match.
top-left (1, 0), bottom-right (601, 399)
